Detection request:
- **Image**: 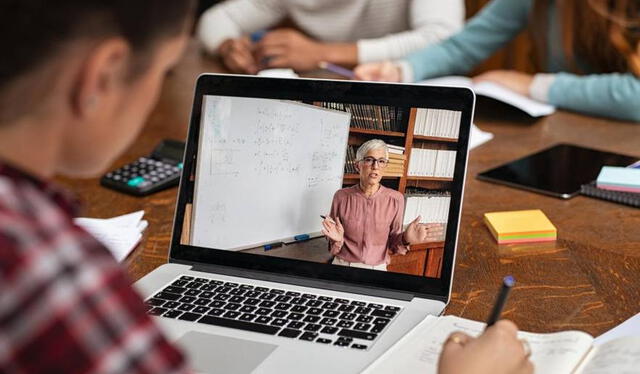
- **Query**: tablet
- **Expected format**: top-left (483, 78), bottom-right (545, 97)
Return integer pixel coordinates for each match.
top-left (477, 144), bottom-right (639, 199)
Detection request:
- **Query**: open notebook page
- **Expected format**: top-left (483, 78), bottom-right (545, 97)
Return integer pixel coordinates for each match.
top-left (362, 315), bottom-right (593, 374)
top-left (576, 336), bottom-right (640, 374)
top-left (419, 76), bottom-right (556, 117)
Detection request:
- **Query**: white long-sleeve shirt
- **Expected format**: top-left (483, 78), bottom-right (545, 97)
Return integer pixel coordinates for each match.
top-left (197, 0), bottom-right (465, 63)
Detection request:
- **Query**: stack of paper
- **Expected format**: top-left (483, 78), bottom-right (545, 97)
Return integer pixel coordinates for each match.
top-left (74, 210), bottom-right (148, 262)
top-left (596, 166), bottom-right (640, 193)
top-left (483, 209), bottom-right (556, 244)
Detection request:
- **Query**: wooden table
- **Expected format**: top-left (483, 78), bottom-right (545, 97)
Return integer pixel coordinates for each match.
top-left (58, 41), bottom-right (640, 338)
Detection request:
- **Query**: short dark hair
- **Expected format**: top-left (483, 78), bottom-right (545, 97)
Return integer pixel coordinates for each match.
top-left (0, 0), bottom-right (195, 122)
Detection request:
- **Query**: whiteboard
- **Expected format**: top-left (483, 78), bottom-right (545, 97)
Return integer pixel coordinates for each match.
top-left (191, 96), bottom-right (351, 250)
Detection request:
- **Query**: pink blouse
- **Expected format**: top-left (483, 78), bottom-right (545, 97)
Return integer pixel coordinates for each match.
top-left (328, 185), bottom-right (408, 266)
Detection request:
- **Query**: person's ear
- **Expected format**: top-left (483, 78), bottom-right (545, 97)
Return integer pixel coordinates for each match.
top-left (355, 161), bottom-right (360, 173)
top-left (71, 38), bottom-right (131, 118)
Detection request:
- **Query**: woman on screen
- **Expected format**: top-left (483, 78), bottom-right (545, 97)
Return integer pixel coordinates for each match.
top-left (322, 139), bottom-right (443, 271)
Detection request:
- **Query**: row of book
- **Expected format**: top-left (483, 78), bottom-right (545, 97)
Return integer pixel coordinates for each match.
top-left (414, 108), bottom-right (461, 139)
top-left (343, 145), bottom-right (406, 177)
top-left (407, 149), bottom-right (457, 178)
top-left (403, 190), bottom-right (451, 236)
top-left (319, 102), bottom-right (406, 132)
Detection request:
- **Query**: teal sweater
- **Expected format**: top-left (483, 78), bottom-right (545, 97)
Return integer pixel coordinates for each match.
top-left (406, 0), bottom-right (640, 122)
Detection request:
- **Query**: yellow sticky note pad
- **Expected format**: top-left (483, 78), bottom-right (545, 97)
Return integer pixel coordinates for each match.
top-left (483, 209), bottom-right (557, 244)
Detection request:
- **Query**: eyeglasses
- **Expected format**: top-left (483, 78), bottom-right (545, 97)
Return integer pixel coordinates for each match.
top-left (360, 157), bottom-right (389, 168)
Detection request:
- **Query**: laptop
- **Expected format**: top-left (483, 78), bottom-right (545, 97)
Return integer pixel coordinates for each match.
top-left (134, 74), bottom-right (474, 374)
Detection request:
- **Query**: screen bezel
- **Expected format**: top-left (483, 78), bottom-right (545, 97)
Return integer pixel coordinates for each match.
top-left (170, 74), bottom-right (474, 301)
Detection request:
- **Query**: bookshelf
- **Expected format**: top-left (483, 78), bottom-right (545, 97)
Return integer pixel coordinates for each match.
top-left (329, 104), bottom-right (457, 278)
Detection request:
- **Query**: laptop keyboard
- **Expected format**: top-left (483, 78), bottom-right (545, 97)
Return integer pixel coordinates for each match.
top-left (145, 275), bottom-right (402, 350)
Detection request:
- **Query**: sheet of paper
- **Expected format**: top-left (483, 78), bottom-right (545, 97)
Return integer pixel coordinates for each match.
top-left (577, 336), bottom-right (640, 374)
top-left (419, 76), bottom-right (556, 117)
top-left (362, 315), bottom-right (594, 374)
top-left (74, 211), bottom-right (147, 262)
top-left (470, 123), bottom-right (494, 150)
top-left (257, 68), bottom-right (299, 78)
top-left (594, 312), bottom-right (640, 345)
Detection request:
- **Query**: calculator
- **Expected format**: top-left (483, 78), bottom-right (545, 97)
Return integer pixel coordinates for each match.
top-left (100, 139), bottom-right (185, 196)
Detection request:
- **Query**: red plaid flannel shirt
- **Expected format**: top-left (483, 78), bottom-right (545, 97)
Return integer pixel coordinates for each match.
top-left (0, 163), bottom-right (190, 373)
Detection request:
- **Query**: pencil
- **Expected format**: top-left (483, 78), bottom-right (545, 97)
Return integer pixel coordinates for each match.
top-left (318, 61), bottom-right (356, 79)
top-left (485, 275), bottom-right (515, 330)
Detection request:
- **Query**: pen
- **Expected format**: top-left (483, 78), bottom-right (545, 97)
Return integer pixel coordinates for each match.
top-left (321, 215), bottom-right (336, 224)
top-left (485, 275), bottom-right (515, 330)
top-left (318, 61), bottom-right (356, 79)
top-left (264, 241), bottom-right (284, 250)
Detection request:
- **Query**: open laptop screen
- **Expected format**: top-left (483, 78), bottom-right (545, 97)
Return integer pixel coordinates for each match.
top-left (171, 75), bottom-right (473, 300)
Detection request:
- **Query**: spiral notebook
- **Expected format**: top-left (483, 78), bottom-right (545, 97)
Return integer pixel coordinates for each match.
top-left (580, 181), bottom-right (640, 208)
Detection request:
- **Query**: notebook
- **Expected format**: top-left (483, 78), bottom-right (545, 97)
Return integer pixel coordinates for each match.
top-left (362, 315), bottom-right (640, 374)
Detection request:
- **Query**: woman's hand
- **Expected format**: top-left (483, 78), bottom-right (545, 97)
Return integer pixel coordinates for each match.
top-left (254, 29), bottom-right (323, 71)
top-left (321, 216), bottom-right (344, 243)
top-left (354, 62), bottom-right (402, 82)
top-left (473, 70), bottom-right (534, 96)
top-left (438, 320), bottom-right (534, 374)
top-left (217, 37), bottom-right (258, 74)
top-left (403, 217), bottom-right (444, 245)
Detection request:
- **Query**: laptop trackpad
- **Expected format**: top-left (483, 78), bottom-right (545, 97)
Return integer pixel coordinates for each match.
top-left (177, 331), bottom-right (278, 373)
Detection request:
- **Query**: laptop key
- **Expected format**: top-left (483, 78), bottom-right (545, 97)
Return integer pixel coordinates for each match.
top-left (200, 291), bottom-right (215, 299)
top-left (350, 301), bottom-right (366, 306)
top-left (275, 295), bottom-right (292, 302)
top-left (271, 319), bottom-right (288, 327)
top-left (146, 298), bottom-right (166, 307)
top-left (224, 282), bottom-right (239, 288)
top-left (208, 308), bottom-right (225, 316)
top-left (338, 304), bottom-right (355, 312)
top-left (194, 278), bottom-right (209, 283)
top-left (209, 300), bottom-right (226, 308)
top-left (254, 287), bottom-right (269, 293)
top-left (278, 328), bottom-right (302, 338)
top-left (285, 291), bottom-right (301, 297)
top-left (306, 300), bottom-right (323, 307)
top-left (184, 289), bottom-right (202, 297)
top-left (340, 313), bottom-right (357, 321)
top-left (303, 315), bottom-right (320, 323)
top-left (354, 323), bottom-right (372, 331)
top-left (291, 305), bottom-right (308, 313)
top-left (299, 332), bottom-right (318, 341)
top-left (255, 316), bottom-right (272, 324)
top-left (180, 276), bottom-right (194, 281)
top-left (338, 329), bottom-right (377, 341)
top-left (193, 306), bottom-right (210, 314)
top-left (255, 308), bottom-right (271, 316)
top-left (245, 291), bottom-right (261, 298)
top-left (287, 313), bottom-right (304, 321)
top-left (177, 303), bottom-right (195, 311)
top-left (185, 282), bottom-right (202, 289)
top-left (163, 310), bottom-right (183, 319)
top-left (287, 321), bottom-right (304, 329)
top-left (291, 297), bottom-right (306, 305)
top-left (259, 293), bottom-right (276, 300)
top-left (178, 296), bottom-right (196, 304)
top-left (199, 315), bottom-right (279, 335)
top-left (229, 296), bottom-right (245, 303)
top-left (351, 344), bottom-right (368, 350)
top-left (259, 301), bottom-right (276, 308)
top-left (209, 280), bottom-right (224, 285)
top-left (307, 308), bottom-right (323, 315)
top-left (155, 292), bottom-right (181, 301)
top-left (148, 307), bottom-right (168, 316)
top-left (239, 305), bottom-right (257, 313)
top-left (357, 315), bottom-right (374, 323)
top-left (334, 298), bottom-right (350, 304)
top-left (200, 284), bottom-right (215, 291)
top-left (321, 326), bottom-right (339, 334)
top-left (240, 284), bottom-right (254, 290)
top-left (322, 302), bottom-right (339, 310)
top-left (384, 306), bottom-right (401, 312)
top-left (269, 289), bottom-right (285, 295)
top-left (229, 288), bottom-right (246, 296)
top-left (194, 298), bottom-right (210, 306)
top-left (319, 318), bottom-right (337, 326)
top-left (304, 324), bottom-right (321, 332)
top-left (316, 338), bottom-right (332, 344)
top-left (371, 325), bottom-right (385, 334)
top-left (355, 307), bottom-right (372, 315)
top-left (239, 314), bottom-right (257, 322)
top-left (244, 298), bottom-right (261, 306)
top-left (302, 293), bottom-right (316, 299)
top-left (223, 311), bottom-right (241, 319)
top-left (275, 303), bottom-right (292, 310)
top-left (171, 280), bottom-right (188, 287)
top-left (179, 312), bottom-right (202, 322)
top-left (271, 311), bottom-right (288, 318)
top-left (223, 303), bottom-right (241, 311)
top-left (164, 301), bottom-right (180, 309)
top-left (334, 340), bottom-right (350, 347)
top-left (367, 303), bottom-right (383, 309)
top-left (370, 310), bottom-right (396, 319)
top-left (164, 286), bottom-right (187, 294)
top-left (373, 317), bottom-right (391, 325)
top-left (323, 310), bottom-right (340, 318)
top-left (213, 294), bottom-right (231, 301)
top-left (337, 320), bottom-right (354, 328)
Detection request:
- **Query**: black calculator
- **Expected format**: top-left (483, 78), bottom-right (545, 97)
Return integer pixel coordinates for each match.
top-left (100, 140), bottom-right (185, 196)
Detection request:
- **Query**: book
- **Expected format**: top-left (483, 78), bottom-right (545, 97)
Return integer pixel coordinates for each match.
top-left (419, 76), bottom-right (556, 117)
top-left (362, 315), bottom-right (640, 374)
top-left (596, 166), bottom-right (640, 193)
top-left (580, 181), bottom-right (640, 208)
top-left (483, 209), bottom-right (557, 244)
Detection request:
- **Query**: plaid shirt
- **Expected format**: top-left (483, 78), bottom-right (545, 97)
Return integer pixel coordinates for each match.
top-left (0, 163), bottom-right (190, 373)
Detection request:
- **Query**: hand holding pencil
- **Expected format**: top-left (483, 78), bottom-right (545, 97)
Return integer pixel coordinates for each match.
top-left (321, 215), bottom-right (344, 243)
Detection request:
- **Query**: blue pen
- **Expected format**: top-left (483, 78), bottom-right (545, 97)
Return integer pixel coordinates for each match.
top-left (250, 30), bottom-right (266, 43)
top-left (485, 275), bottom-right (515, 330)
top-left (264, 241), bottom-right (284, 250)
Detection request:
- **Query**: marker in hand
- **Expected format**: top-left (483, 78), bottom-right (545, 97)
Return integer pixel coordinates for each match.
top-left (320, 215), bottom-right (336, 224)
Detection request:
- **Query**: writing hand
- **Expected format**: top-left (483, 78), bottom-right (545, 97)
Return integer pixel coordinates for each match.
top-left (218, 37), bottom-right (258, 74)
top-left (321, 216), bottom-right (344, 243)
top-left (254, 29), bottom-right (323, 71)
top-left (354, 61), bottom-right (402, 82)
top-left (403, 217), bottom-right (445, 245)
top-left (438, 320), bottom-right (533, 374)
top-left (473, 70), bottom-right (534, 97)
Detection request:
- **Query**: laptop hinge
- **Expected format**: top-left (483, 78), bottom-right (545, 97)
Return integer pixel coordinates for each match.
top-left (188, 262), bottom-right (415, 302)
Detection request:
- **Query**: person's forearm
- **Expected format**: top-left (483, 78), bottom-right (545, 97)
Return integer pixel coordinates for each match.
top-left (319, 43), bottom-right (358, 67)
top-left (547, 72), bottom-right (640, 122)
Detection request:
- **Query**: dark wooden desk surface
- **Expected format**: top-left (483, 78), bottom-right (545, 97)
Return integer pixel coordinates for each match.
top-left (57, 41), bottom-right (640, 337)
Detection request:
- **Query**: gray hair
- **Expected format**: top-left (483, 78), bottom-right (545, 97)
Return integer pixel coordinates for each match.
top-left (356, 139), bottom-right (389, 161)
